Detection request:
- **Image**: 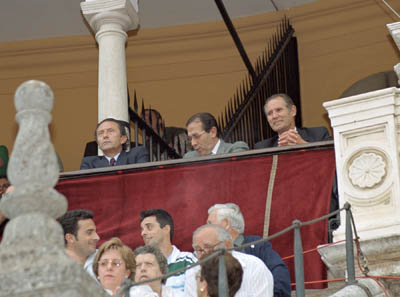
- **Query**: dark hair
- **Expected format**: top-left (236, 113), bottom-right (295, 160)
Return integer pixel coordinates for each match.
top-left (134, 245), bottom-right (168, 284)
top-left (140, 209), bottom-right (174, 241)
top-left (93, 237), bottom-right (136, 281)
top-left (59, 209), bottom-right (94, 245)
top-left (94, 118), bottom-right (129, 150)
top-left (185, 112), bottom-right (220, 137)
top-left (200, 253), bottom-right (243, 297)
top-left (143, 108), bottom-right (162, 122)
top-left (264, 93), bottom-right (295, 110)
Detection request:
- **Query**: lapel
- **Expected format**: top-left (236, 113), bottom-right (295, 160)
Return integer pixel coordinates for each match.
top-left (216, 139), bottom-right (226, 154)
top-left (297, 128), bottom-right (312, 142)
top-left (116, 150), bottom-right (127, 166)
top-left (95, 156), bottom-right (110, 168)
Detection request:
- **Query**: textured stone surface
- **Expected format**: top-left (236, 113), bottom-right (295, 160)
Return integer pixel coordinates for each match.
top-left (323, 87), bottom-right (400, 241)
top-left (0, 80), bottom-right (67, 219)
top-left (0, 80), bottom-right (107, 297)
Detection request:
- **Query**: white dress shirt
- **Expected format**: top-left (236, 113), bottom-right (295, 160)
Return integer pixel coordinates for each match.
top-left (211, 139), bottom-right (221, 155)
top-left (184, 250), bottom-right (274, 297)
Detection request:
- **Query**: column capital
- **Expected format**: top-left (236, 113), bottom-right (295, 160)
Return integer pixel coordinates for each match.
top-left (81, 0), bottom-right (139, 34)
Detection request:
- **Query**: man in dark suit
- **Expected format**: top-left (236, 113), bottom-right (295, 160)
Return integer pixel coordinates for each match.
top-left (255, 93), bottom-right (330, 148)
top-left (80, 118), bottom-right (149, 169)
top-left (207, 203), bottom-right (291, 297)
top-left (183, 112), bottom-right (248, 158)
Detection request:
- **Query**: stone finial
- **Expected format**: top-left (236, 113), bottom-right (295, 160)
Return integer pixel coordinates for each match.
top-left (0, 80), bottom-right (67, 220)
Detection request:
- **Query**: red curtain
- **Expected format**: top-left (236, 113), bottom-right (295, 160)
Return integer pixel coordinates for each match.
top-left (56, 148), bottom-right (336, 289)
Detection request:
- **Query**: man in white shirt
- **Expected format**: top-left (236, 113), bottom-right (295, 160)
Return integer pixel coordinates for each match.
top-left (140, 209), bottom-right (196, 292)
top-left (184, 224), bottom-right (274, 297)
top-left (183, 112), bottom-right (248, 158)
top-left (59, 209), bottom-right (100, 280)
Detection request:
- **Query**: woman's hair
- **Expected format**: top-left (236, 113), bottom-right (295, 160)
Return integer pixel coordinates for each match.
top-left (200, 253), bottom-right (243, 297)
top-left (93, 237), bottom-right (135, 281)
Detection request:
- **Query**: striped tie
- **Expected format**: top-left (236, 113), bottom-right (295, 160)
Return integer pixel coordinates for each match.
top-left (110, 158), bottom-right (116, 166)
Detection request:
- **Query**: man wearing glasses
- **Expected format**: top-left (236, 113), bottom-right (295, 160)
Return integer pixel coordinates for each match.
top-left (183, 113), bottom-right (248, 158)
top-left (59, 209), bottom-right (100, 280)
top-left (184, 224), bottom-right (273, 297)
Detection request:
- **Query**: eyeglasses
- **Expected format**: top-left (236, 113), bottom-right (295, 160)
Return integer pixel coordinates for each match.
top-left (187, 131), bottom-right (207, 142)
top-left (193, 241), bottom-right (222, 257)
top-left (98, 259), bottom-right (124, 268)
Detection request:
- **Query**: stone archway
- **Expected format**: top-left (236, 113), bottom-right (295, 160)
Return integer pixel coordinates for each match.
top-left (340, 70), bottom-right (399, 98)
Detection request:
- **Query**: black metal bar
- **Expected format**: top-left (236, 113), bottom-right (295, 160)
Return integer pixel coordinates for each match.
top-left (221, 21), bottom-right (295, 142)
top-left (345, 203), bottom-right (356, 284)
top-left (218, 252), bottom-right (229, 297)
top-left (293, 219), bottom-right (305, 297)
top-left (214, 0), bottom-right (256, 79)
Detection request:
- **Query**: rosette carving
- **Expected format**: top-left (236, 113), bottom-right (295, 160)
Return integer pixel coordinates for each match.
top-left (348, 152), bottom-right (386, 188)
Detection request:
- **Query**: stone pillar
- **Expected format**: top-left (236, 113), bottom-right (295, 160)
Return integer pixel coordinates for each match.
top-left (323, 87), bottom-right (400, 242)
top-left (80, 0), bottom-right (139, 123)
top-left (0, 81), bottom-right (107, 297)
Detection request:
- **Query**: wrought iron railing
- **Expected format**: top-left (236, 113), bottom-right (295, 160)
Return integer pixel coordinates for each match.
top-left (218, 18), bottom-right (301, 148)
top-left (128, 90), bottom-right (184, 161)
top-left (118, 202), bottom-right (360, 297)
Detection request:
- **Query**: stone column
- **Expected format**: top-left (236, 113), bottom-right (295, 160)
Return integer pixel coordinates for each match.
top-left (80, 0), bottom-right (139, 123)
top-left (323, 87), bottom-right (400, 242)
top-left (0, 81), bottom-right (107, 297)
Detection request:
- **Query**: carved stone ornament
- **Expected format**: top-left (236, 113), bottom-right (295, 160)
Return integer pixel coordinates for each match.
top-left (348, 152), bottom-right (386, 188)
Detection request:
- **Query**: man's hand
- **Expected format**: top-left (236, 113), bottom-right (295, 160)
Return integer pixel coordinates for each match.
top-left (278, 129), bottom-right (308, 147)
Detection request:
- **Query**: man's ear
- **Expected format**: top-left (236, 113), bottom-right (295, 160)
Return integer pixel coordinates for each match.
top-left (65, 233), bottom-right (75, 244)
top-left (120, 135), bottom-right (128, 145)
top-left (210, 126), bottom-right (218, 138)
top-left (221, 218), bottom-right (230, 230)
top-left (162, 224), bottom-right (171, 238)
top-left (290, 105), bottom-right (297, 117)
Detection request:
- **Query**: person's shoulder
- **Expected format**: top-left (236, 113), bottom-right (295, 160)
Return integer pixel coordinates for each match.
top-left (175, 250), bottom-right (197, 263)
top-left (232, 250), bottom-right (268, 268)
top-left (183, 150), bottom-right (198, 159)
top-left (299, 126), bottom-right (331, 141)
top-left (254, 137), bottom-right (277, 149)
top-left (231, 141), bottom-right (249, 150)
top-left (80, 155), bottom-right (102, 169)
top-left (220, 140), bottom-right (248, 153)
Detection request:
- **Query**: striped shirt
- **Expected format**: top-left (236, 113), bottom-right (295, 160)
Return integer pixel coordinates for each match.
top-left (166, 245), bottom-right (197, 292)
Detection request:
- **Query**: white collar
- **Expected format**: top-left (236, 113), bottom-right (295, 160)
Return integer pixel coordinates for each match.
top-left (212, 139), bottom-right (221, 155)
top-left (105, 152), bottom-right (121, 162)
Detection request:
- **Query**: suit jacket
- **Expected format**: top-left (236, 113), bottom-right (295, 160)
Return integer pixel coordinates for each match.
top-left (254, 126), bottom-right (331, 149)
top-left (183, 139), bottom-right (249, 158)
top-left (80, 146), bottom-right (149, 169)
top-left (239, 235), bottom-right (291, 297)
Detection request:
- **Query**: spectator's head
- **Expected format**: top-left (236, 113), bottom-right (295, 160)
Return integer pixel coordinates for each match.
top-left (186, 112), bottom-right (220, 155)
top-left (93, 237), bottom-right (135, 295)
top-left (197, 252), bottom-right (243, 297)
top-left (143, 108), bottom-right (163, 132)
top-left (264, 94), bottom-right (297, 134)
top-left (140, 209), bottom-right (174, 247)
top-left (94, 118), bottom-right (128, 157)
top-left (192, 224), bottom-right (232, 260)
top-left (134, 245), bottom-right (168, 292)
top-left (59, 209), bottom-right (99, 259)
top-left (207, 203), bottom-right (245, 238)
top-left (0, 175), bottom-right (10, 198)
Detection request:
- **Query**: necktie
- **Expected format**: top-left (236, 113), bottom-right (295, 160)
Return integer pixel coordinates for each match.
top-left (110, 158), bottom-right (116, 166)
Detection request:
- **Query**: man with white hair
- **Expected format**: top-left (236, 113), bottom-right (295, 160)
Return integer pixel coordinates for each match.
top-left (207, 203), bottom-right (291, 297)
top-left (184, 224), bottom-right (274, 297)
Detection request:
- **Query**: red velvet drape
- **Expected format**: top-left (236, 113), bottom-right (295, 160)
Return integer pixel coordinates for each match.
top-left (56, 148), bottom-right (336, 289)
